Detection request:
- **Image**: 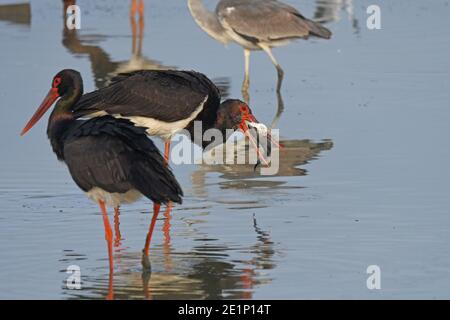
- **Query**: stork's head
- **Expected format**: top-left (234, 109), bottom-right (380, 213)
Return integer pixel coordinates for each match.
top-left (216, 99), bottom-right (279, 167)
top-left (20, 69), bottom-right (83, 136)
top-left (216, 99), bottom-right (260, 132)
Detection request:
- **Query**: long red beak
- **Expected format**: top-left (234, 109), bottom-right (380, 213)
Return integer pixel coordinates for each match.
top-left (20, 88), bottom-right (59, 136)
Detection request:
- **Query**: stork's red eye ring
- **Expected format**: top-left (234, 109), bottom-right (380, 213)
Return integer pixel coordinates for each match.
top-left (53, 77), bottom-right (62, 87)
top-left (240, 104), bottom-right (249, 114)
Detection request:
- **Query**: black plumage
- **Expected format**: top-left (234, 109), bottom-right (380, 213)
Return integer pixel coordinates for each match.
top-left (21, 69), bottom-right (185, 274)
top-left (61, 116), bottom-right (182, 205)
top-left (21, 69), bottom-right (272, 276)
top-left (72, 70), bottom-right (221, 128)
top-left (69, 69), bottom-right (265, 159)
top-left (24, 69), bottom-right (264, 201)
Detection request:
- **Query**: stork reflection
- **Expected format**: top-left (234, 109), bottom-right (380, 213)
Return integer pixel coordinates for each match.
top-left (63, 0), bottom-right (172, 89)
top-left (192, 138), bottom-right (333, 196)
top-left (62, 212), bottom-right (277, 299)
top-left (0, 2), bottom-right (30, 27)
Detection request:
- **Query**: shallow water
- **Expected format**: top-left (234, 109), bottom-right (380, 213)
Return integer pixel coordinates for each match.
top-left (0, 0), bottom-right (449, 299)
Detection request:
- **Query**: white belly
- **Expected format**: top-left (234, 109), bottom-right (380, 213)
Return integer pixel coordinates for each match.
top-left (86, 187), bottom-right (143, 208)
top-left (101, 96), bottom-right (207, 141)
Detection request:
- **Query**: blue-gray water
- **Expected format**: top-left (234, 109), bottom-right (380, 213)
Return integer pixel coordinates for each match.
top-left (0, 0), bottom-right (449, 299)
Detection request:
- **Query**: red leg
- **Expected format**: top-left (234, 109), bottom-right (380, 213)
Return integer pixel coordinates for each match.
top-left (106, 271), bottom-right (114, 300)
top-left (99, 201), bottom-right (114, 274)
top-left (113, 207), bottom-right (122, 249)
top-left (143, 203), bottom-right (161, 257)
top-left (164, 141), bottom-right (171, 166)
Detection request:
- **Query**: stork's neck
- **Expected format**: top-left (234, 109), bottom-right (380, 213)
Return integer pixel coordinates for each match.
top-left (47, 87), bottom-right (82, 160)
top-left (187, 0), bottom-right (230, 44)
top-left (200, 102), bottom-right (235, 149)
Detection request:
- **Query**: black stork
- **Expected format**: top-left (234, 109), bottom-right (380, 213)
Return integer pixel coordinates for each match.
top-left (20, 69), bottom-right (183, 275)
top-left (70, 69), bottom-right (277, 166)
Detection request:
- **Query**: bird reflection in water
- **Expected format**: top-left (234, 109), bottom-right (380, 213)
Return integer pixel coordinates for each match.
top-left (62, 0), bottom-right (172, 89)
top-left (62, 211), bottom-right (277, 300)
top-left (63, 0), bottom-right (231, 97)
top-left (0, 2), bottom-right (30, 27)
top-left (314, 0), bottom-right (359, 33)
top-left (192, 138), bottom-right (333, 195)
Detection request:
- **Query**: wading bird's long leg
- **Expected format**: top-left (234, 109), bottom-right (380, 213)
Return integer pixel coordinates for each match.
top-left (142, 203), bottom-right (161, 270)
top-left (164, 141), bottom-right (171, 166)
top-left (99, 200), bottom-right (114, 274)
top-left (107, 272), bottom-right (114, 300)
top-left (271, 90), bottom-right (285, 129)
top-left (242, 49), bottom-right (251, 103)
top-left (259, 44), bottom-right (284, 92)
top-left (113, 207), bottom-right (122, 249)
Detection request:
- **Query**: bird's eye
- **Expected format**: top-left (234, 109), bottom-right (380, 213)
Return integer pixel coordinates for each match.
top-left (239, 104), bottom-right (249, 114)
top-left (53, 77), bottom-right (62, 87)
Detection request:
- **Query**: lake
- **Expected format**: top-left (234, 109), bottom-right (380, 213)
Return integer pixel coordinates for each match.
top-left (0, 0), bottom-right (449, 299)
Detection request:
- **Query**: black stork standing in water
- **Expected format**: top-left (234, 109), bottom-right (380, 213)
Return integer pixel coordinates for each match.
top-left (71, 69), bottom-right (277, 166)
top-left (20, 69), bottom-right (183, 276)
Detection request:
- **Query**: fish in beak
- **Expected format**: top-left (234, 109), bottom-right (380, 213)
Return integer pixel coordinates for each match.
top-left (238, 114), bottom-right (280, 169)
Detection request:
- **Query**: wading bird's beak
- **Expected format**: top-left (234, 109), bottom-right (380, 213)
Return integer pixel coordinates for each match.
top-left (20, 87), bottom-right (59, 136)
top-left (238, 114), bottom-right (280, 168)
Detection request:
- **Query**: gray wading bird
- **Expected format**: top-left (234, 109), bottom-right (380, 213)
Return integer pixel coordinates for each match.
top-left (188, 0), bottom-right (332, 92)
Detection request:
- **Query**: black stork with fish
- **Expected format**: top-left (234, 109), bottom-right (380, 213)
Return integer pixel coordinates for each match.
top-left (71, 69), bottom-right (277, 166)
top-left (20, 70), bottom-right (183, 274)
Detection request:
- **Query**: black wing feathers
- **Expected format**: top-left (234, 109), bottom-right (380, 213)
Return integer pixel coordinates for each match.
top-left (63, 117), bottom-right (183, 204)
top-left (72, 70), bottom-right (221, 123)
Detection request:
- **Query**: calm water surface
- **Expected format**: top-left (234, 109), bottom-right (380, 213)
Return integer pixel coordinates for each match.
top-left (0, 0), bottom-right (449, 299)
